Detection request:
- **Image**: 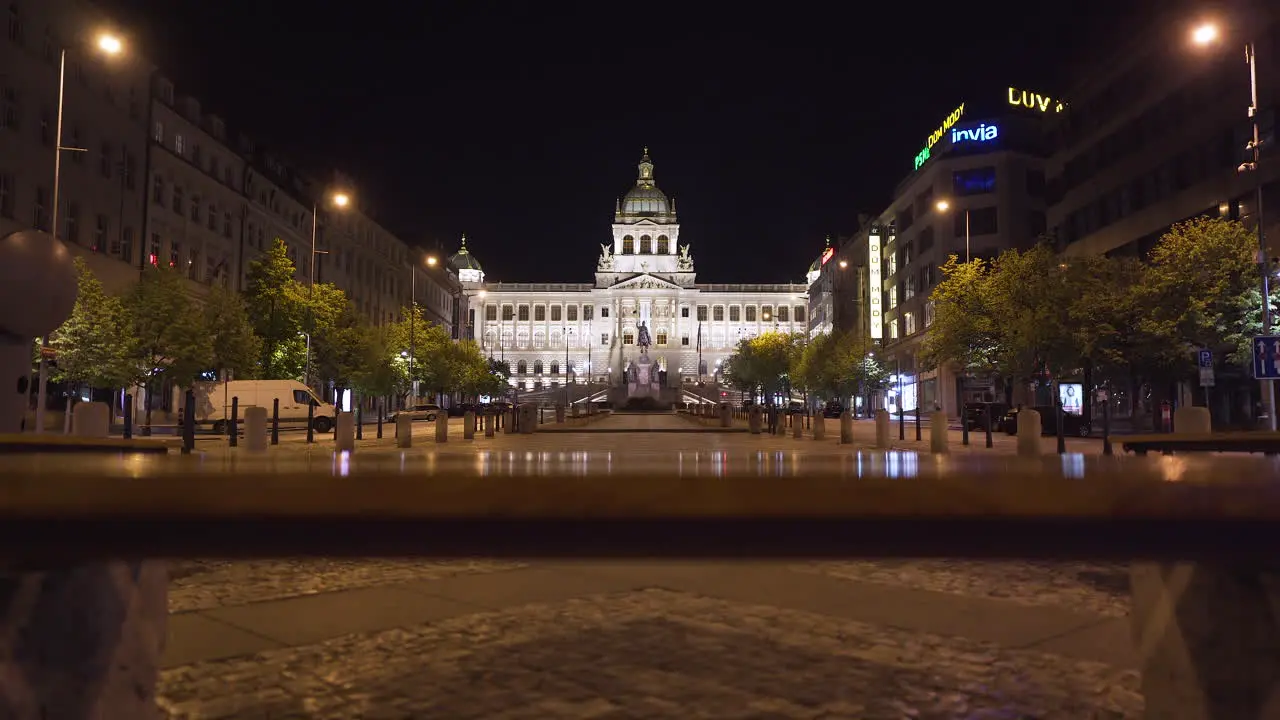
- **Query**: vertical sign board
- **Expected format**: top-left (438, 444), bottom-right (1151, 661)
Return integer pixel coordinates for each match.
top-left (868, 230), bottom-right (883, 339)
top-left (1254, 336), bottom-right (1280, 380)
top-left (1198, 348), bottom-right (1214, 387)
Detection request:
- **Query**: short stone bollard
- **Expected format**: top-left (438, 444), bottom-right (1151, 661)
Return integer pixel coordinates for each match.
top-left (793, 414), bottom-right (803, 439)
top-left (484, 412), bottom-right (495, 437)
top-left (243, 406), bottom-right (268, 452)
top-left (435, 412), bottom-right (449, 443)
top-left (929, 410), bottom-right (948, 454)
top-left (1173, 406), bottom-right (1211, 434)
top-left (1016, 409), bottom-right (1041, 456)
top-left (839, 410), bottom-right (853, 444)
top-left (463, 410), bottom-right (476, 440)
top-left (70, 401), bottom-right (110, 438)
top-left (748, 405), bottom-right (763, 434)
top-left (505, 409), bottom-right (518, 434)
top-left (396, 415), bottom-right (413, 448)
top-left (874, 409), bottom-right (891, 448)
top-left (555, 404), bottom-right (566, 423)
top-left (572, 404), bottom-right (581, 418)
top-left (813, 414), bottom-right (826, 440)
top-left (719, 403), bottom-right (732, 428)
top-left (519, 404), bottom-right (538, 434)
top-left (335, 412), bottom-right (356, 452)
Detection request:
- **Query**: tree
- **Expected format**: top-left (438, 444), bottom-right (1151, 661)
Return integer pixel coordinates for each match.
top-left (127, 265), bottom-right (212, 429)
top-left (243, 238), bottom-right (306, 379)
top-left (723, 331), bottom-right (804, 404)
top-left (794, 331), bottom-right (890, 403)
top-left (984, 243), bottom-right (1078, 383)
top-left (454, 341), bottom-right (505, 401)
top-left (920, 256), bottom-right (1001, 377)
top-left (50, 257), bottom-right (135, 391)
top-left (312, 301), bottom-right (370, 399)
top-left (204, 284), bottom-right (261, 381)
top-left (350, 326), bottom-right (405, 407)
top-left (387, 305), bottom-right (464, 400)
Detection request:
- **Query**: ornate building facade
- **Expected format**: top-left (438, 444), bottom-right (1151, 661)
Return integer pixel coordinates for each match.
top-left (456, 151), bottom-right (808, 392)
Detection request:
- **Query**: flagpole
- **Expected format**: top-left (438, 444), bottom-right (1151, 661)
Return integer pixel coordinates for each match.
top-left (697, 321), bottom-right (703, 385)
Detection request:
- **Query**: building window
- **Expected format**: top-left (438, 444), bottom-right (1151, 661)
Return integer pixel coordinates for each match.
top-left (889, 286), bottom-right (898, 309)
top-left (566, 305), bottom-right (578, 321)
top-left (170, 241), bottom-right (180, 268)
top-left (518, 304), bottom-right (529, 321)
top-left (760, 305), bottom-right (773, 322)
top-left (534, 304), bottom-right (545, 321)
top-left (98, 141), bottom-right (112, 177)
top-left (223, 211), bottom-right (232, 238)
top-left (7, 3), bottom-right (23, 43)
top-left (681, 306), bottom-right (690, 318)
top-left (924, 301), bottom-right (935, 327)
top-left (118, 226), bottom-right (134, 263)
top-left (968, 206), bottom-right (999, 235)
top-left (583, 305), bottom-right (593, 321)
top-left (794, 305), bottom-right (806, 323)
top-left (33, 186), bottom-right (49, 231)
top-left (173, 133), bottom-right (184, 155)
top-left (68, 127), bottom-right (83, 164)
top-left (533, 360), bottom-right (543, 375)
top-left (953, 166), bottom-right (996, 195)
top-left (152, 175), bottom-right (164, 203)
top-left (533, 330), bottom-right (545, 348)
top-left (601, 333), bottom-right (609, 345)
top-left (550, 305), bottom-right (561, 322)
top-left (502, 305), bottom-right (514, 321)
top-left (93, 214), bottom-right (108, 252)
top-left (623, 332), bottom-right (634, 345)
top-left (656, 332), bottom-right (668, 346)
top-left (0, 173), bottom-right (11, 218)
top-left (549, 361), bottom-right (559, 375)
top-left (713, 306), bottom-right (724, 321)
top-left (191, 194), bottom-right (201, 222)
top-left (38, 107), bottom-right (52, 146)
top-left (745, 306), bottom-right (756, 322)
top-left (681, 336), bottom-right (690, 346)
top-left (188, 248), bottom-right (200, 280)
top-left (517, 361), bottom-right (527, 375)
top-left (697, 305), bottom-right (708, 322)
top-left (207, 203), bottom-right (217, 230)
top-left (889, 318), bottom-right (899, 339)
top-left (728, 306), bottom-right (740, 322)
top-left (148, 233), bottom-right (160, 265)
top-left (485, 305), bottom-right (497, 321)
top-left (64, 202), bottom-right (79, 242)
top-left (0, 85), bottom-right (17, 130)
top-left (639, 235), bottom-right (652, 254)
top-left (904, 275), bottom-right (916, 300)
top-left (777, 306), bottom-right (789, 322)
top-left (904, 312), bottom-right (916, 335)
top-left (622, 236), bottom-right (634, 254)
top-left (172, 185), bottom-right (183, 214)
top-left (657, 235), bottom-right (669, 254)
top-left (600, 306), bottom-right (609, 318)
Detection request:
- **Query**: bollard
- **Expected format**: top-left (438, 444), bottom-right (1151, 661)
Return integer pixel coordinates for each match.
top-left (1173, 406), bottom-right (1211, 434)
top-left (71, 401), bottom-right (110, 439)
top-left (1102, 397), bottom-right (1113, 456)
top-left (335, 411), bottom-right (355, 452)
top-left (484, 412), bottom-right (495, 437)
top-left (435, 412), bottom-right (449, 443)
top-left (792, 414), bottom-right (803, 439)
top-left (123, 393), bottom-right (133, 439)
top-left (748, 405), bottom-right (763, 434)
top-left (306, 402), bottom-right (314, 444)
top-left (271, 398), bottom-right (280, 445)
top-left (929, 410), bottom-right (949, 454)
top-left (915, 406), bottom-right (922, 441)
top-left (356, 404), bottom-right (364, 440)
top-left (182, 389), bottom-right (196, 453)
top-left (396, 414), bottom-right (412, 448)
top-left (463, 410), bottom-right (476, 440)
top-left (1056, 403), bottom-right (1066, 455)
top-left (984, 403), bottom-right (994, 449)
top-left (243, 406), bottom-right (268, 452)
top-left (555, 405), bottom-right (565, 423)
top-left (839, 410), bottom-right (854, 444)
top-left (519, 403), bottom-right (538, 434)
top-left (1016, 408), bottom-right (1041, 456)
top-left (376, 401), bottom-right (384, 439)
top-left (572, 404), bottom-right (580, 418)
top-left (813, 414), bottom-right (826, 440)
top-left (719, 403), bottom-right (732, 428)
top-left (961, 410), bottom-right (969, 446)
top-left (506, 409), bottom-right (518, 434)
top-left (898, 406), bottom-right (905, 440)
top-left (874, 409), bottom-right (891, 449)
top-left (229, 396), bottom-right (239, 448)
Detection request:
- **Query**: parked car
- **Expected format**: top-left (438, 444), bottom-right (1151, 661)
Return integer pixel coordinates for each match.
top-left (390, 404), bottom-right (442, 423)
top-left (822, 400), bottom-right (844, 419)
top-left (999, 406), bottom-right (1091, 437)
top-left (963, 402), bottom-right (1009, 431)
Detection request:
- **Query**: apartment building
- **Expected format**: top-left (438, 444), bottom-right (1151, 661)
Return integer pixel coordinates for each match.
top-left (242, 148), bottom-right (313, 288)
top-left (409, 244), bottom-right (461, 339)
top-left (0, 0), bottom-right (148, 294)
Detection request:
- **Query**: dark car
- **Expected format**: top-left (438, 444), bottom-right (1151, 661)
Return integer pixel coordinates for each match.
top-left (963, 402), bottom-right (1008, 431)
top-left (999, 406), bottom-right (1091, 437)
top-left (822, 400), bottom-right (844, 419)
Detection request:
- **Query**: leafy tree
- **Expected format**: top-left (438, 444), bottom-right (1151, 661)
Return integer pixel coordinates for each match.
top-left (312, 301), bottom-right (370, 399)
top-left (351, 326), bottom-right (407, 401)
top-left (454, 340), bottom-right (506, 401)
top-left (49, 257), bottom-right (135, 391)
top-left (794, 331), bottom-right (890, 403)
top-left (920, 256), bottom-right (1001, 377)
top-left (388, 305), bottom-right (464, 400)
top-left (127, 265), bottom-right (212, 429)
top-left (204, 284), bottom-right (261, 380)
top-left (243, 238), bottom-right (306, 379)
top-left (984, 243), bottom-right (1078, 383)
top-left (723, 331), bottom-right (804, 404)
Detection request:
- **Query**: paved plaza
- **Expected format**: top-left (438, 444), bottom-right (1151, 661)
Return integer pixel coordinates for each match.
top-left (143, 411), bottom-right (1149, 718)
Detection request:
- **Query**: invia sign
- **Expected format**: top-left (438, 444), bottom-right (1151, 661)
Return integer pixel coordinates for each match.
top-left (951, 123), bottom-right (999, 144)
top-left (913, 103), bottom-right (965, 170)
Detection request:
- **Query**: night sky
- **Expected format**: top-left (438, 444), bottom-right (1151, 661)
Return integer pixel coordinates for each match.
top-left (106, 0), bottom-right (1174, 283)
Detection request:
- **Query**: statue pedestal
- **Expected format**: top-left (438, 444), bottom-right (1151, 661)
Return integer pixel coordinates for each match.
top-left (626, 353), bottom-right (662, 400)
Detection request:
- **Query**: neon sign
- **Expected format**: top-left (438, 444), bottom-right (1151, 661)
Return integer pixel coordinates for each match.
top-left (913, 103), bottom-right (965, 170)
top-left (1008, 86), bottom-right (1065, 113)
top-left (820, 247), bottom-right (834, 266)
top-left (951, 123), bottom-right (999, 143)
top-left (868, 231), bottom-right (883, 339)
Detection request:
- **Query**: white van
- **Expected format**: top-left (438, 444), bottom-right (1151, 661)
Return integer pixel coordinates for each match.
top-left (192, 380), bottom-right (337, 433)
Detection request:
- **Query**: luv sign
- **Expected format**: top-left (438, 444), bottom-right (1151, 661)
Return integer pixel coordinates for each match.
top-left (1008, 86), bottom-right (1065, 113)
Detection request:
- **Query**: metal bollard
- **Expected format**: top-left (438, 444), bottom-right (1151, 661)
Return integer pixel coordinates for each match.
top-left (1017, 408), bottom-right (1041, 456)
top-left (182, 389), bottom-right (195, 454)
top-left (306, 402), bottom-right (315, 444)
top-left (376, 401), bottom-right (384, 439)
top-left (335, 411), bottom-right (355, 452)
top-left (123, 393), bottom-right (133, 439)
top-left (812, 414), bottom-right (826, 440)
top-left (915, 407), bottom-right (922, 441)
top-left (874, 409), bottom-right (891, 448)
top-left (1102, 397), bottom-right (1112, 456)
top-left (898, 406), bottom-right (905, 440)
top-left (435, 412), bottom-right (449, 443)
top-left (839, 410), bottom-right (853, 444)
top-left (244, 406), bottom-right (268, 452)
top-left (961, 409), bottom-right (969, 446)
top-left (271, 398), bottom-right (280, 445)
top-left (356, 403), bottom-right (364, 440)
top-left (396, 414), bottom-right (412, 448)
top-left (929, 410), bottom-right (948, 454)
top-left (985, 403), bottom-right (994, 449)
top-left (229, 396), bottom-right (239, 448)
top-left (1056, 403), bottom-right (1066, 454)
top-left (463, 410), bottom-right (476, 440)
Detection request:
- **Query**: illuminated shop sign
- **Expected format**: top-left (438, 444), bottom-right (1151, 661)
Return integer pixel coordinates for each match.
top-left (820, 247), bottom-right (834, 266)
top-left (868, 231), bottom-right (883, 339)
top-left (1007, 86), bottom-right (1065, 113)
top-left (912, 103), bottom-right (965, 170)
top-left (951, 123), bottom-right (999, 144)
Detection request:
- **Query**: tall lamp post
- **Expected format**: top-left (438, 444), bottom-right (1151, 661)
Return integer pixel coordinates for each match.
top-left (1193, 22), bottom-right (1276, 430)
top-left (935, 199), bottom-right (969, 263)
top-left (35, 32), bottom-right (124, 434)
top-left (407, 254), bottom-right (439, 405)
top-left (303, 191), bottom-right (350, 390)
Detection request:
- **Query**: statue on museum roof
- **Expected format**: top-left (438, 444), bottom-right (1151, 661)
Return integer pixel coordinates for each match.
top-left (677, 244), bottom-right (693, 271)
top-left (598, 243), bottom-right (614, 271)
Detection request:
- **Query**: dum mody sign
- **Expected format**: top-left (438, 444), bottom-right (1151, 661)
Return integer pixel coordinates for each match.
top-left (913, 103), bottom-right (965, 170)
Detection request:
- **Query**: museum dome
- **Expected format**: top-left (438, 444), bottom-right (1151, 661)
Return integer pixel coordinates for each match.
top-left (617, 148), bottom-right (674, 219)
top-left (449, 235), bottom-right (484, 283)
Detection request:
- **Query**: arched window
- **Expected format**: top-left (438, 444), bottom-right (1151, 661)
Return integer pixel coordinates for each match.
top-left (533, 360), bottom-right (543, 375)
top-left (483, 330), bottom-right (495, 347)
top-left (501, 330), bottom-right (513, 348)
top-left (639, 235), bottom-right (652, 254)
top-left (622, 236), bottom-right (634, 254)
top-left (533, 330), bottom-right (546, 348)
top-left (551, 331), bottom-right (562, 348)
top-left (550, 361), bottom-right (560, 375)
top-left (517, 360), bottom-right (528, 375)
top-left (657, 235), bottom-right (669, 254)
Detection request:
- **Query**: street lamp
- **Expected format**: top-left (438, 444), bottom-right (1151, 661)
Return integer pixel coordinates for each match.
top-left (935, 199), bottom-right (970, 263)
top-left (1192, 21), bottom-right (1276, 430)
top-left (303, 191), bottom-right (352, 389)
top-left (408, 254), bottom-right (440, 405)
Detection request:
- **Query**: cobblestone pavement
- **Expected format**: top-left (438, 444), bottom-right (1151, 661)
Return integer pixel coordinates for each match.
top-left (797, 560), bottom-right (1132, 618)
top-left (158, 588), bottom-right (1142, 719)
top-left (168, 559), bottom-right (526, 612)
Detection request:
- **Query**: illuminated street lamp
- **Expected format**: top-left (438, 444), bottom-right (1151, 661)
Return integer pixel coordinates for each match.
top-left (303, 191), bottom-right (352, 389)
top-left (1191, 20), bottom-right (1275, 430)
top-left (408, 254), bottom-right (440, 403)
top-left (935, 199), bottom-right (969, 263)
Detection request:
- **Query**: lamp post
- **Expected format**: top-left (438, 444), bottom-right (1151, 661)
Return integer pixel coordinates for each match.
top-left (935, 199), bottom-right (969, 263)
top-left (406, 254), bottom-right (439, 406)
top-left (35, 32), bottom-right (123, 434)
top-left (1192, 22), bottom-right (1276, 430)
top-left (303, 191), bottom-right (350, 390)
top-left (564, 326), bottom-right (572, 409)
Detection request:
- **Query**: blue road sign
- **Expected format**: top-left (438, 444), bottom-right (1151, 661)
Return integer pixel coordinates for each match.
top-left (1254, 336), bottom-right (1280, 380)
top-left (1197, 349), bottom-right (1213, 368)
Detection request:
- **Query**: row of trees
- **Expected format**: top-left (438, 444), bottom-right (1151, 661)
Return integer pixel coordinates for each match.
top-left (920, 217), bottom-right (1273, 404)
top-left (47, 239), bottom-right (509, 421)
top-left (720, 329), bottom-right (890, 404)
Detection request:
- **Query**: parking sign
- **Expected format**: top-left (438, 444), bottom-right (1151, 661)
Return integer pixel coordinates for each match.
top-left (1197, 349), bottom-right (1213, 368)
top-left (1254, 336), bottom-right (1280, 380)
